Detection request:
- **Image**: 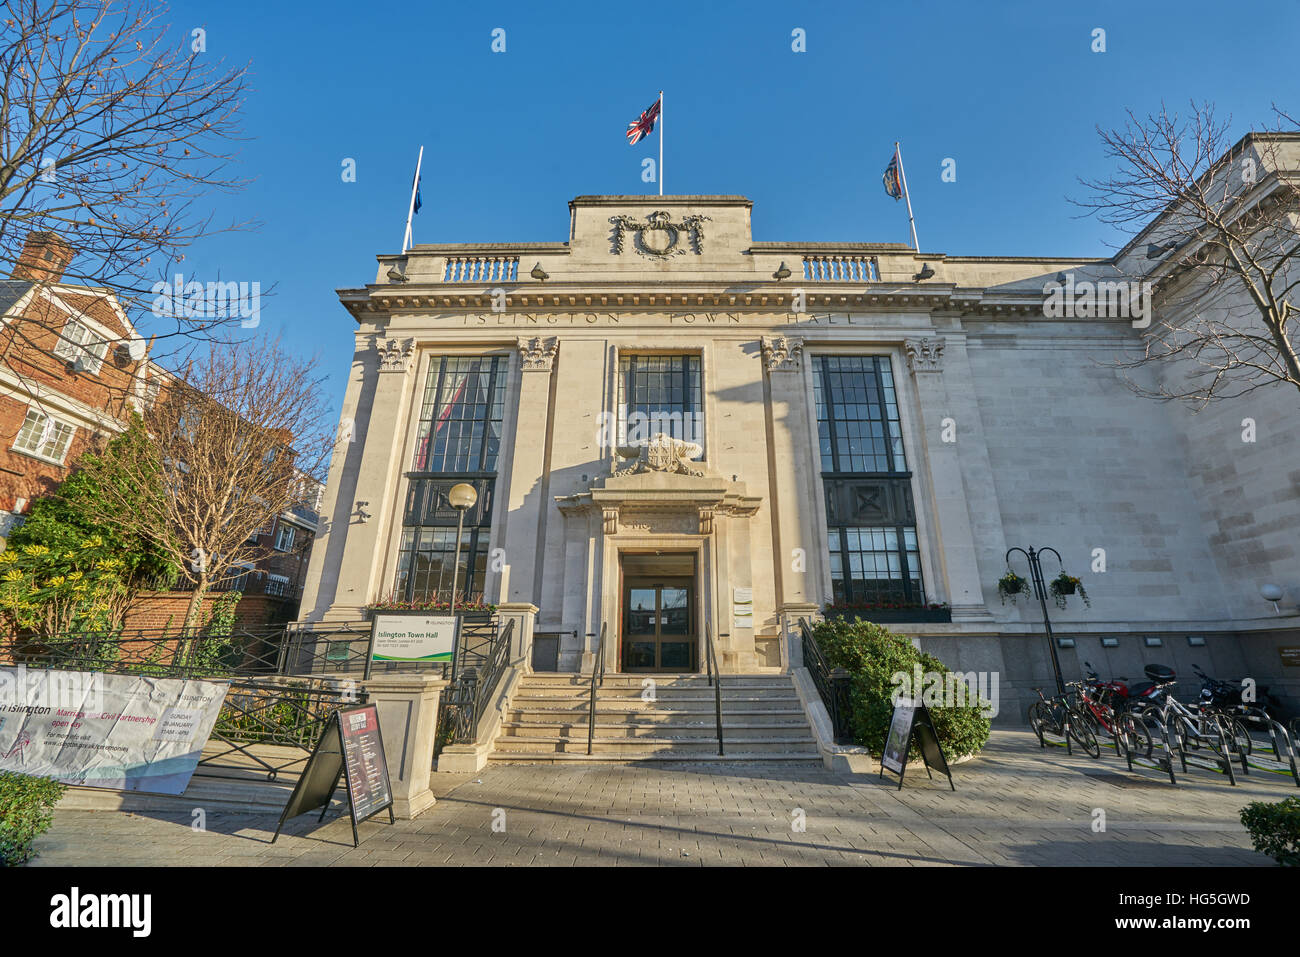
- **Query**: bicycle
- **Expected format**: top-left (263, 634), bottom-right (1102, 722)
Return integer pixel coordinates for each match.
top-left (1069, 676), bottom-right (1153, 760)
top-left (1028, 686), bottom-right (1100, 758)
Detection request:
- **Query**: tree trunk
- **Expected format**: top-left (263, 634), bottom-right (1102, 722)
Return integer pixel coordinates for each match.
top-left (183, 576), bottom-right (208, 635)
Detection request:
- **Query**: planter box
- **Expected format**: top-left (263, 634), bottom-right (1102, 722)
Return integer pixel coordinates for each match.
top-left (824, 607), bottom-right (952, 624)
top-left (364, 608), bottom-right (495, 621)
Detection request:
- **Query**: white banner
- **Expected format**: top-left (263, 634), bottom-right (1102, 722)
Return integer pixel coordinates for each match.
top-left (0, 666), bottom-right (229, 794)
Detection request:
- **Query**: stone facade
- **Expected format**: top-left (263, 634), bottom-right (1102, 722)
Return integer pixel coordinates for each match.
top-left (302, 152), bottom-right (1300, 720)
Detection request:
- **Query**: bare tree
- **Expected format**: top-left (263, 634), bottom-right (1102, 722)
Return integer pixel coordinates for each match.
top-left (1077, 102), bottom-right (1300, 406)
top-left (0, 0), bottom-right (254, 393)
top-left (77, 337), bottom-right (335, 632)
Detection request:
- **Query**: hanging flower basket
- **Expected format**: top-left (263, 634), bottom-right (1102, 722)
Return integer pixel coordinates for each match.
top-left (1049, 573), bottom-right (1090, 610)
top-left (997, 571), bottom-right (1028, 605)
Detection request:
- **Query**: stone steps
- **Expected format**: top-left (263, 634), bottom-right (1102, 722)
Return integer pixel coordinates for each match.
top-left (490, 672), bottom-right (822, 765)
top-left (499, 720), bottom-right (816, 740)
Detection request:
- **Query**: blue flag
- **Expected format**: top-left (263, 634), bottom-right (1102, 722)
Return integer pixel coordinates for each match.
top-left (883, 151), bottom-right (903, 200)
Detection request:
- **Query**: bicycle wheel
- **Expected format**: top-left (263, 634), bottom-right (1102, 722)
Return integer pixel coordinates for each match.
top-left (1028, 701), bottom-right (1049, 742)
top-left (1067, 711), bottom-right (1101, 758)
top-left (1120, 712), bottom-right (1154, 761)
top-left (1222, 715), bottom-right (1252, 756)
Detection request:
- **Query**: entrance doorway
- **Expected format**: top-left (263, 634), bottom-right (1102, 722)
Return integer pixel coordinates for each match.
top-left (620, 553), bottom-right (697, 672)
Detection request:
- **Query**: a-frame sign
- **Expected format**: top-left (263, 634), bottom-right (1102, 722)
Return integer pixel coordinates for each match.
top-left (271, 704), bottom-right (395, 847)
top-left (879, 697), bottom-right (955, 791)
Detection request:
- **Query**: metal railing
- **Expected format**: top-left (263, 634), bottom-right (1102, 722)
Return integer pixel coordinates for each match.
top-left (0, 624), bottom-right (299, 680)
top-left (586, 623), bottom-right (607, 756)
top-left (434, 618), bottom-right (516, 754)
top-left (800, 617), bottom-right (854, 744)
top-left (201, 677), bottom-right (369, 781)
top-left (704, 620), bottom-right (724, 756)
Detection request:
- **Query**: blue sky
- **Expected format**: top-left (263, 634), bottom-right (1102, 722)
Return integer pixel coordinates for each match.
top-left (166, 0), bottom-right (1300, 414)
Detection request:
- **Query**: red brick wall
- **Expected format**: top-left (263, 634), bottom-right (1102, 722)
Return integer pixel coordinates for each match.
top-left (122, 590), bottom-right (300, 633)
top-left (0, 284), bottom-right (148, 513)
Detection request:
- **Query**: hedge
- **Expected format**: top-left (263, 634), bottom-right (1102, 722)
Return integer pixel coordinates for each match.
top-left (0, 771), bottom-right (66, 866)
top-left (1240, 797), bottom-right (1300, 866)
top-left (811, 616), bottom-right (992, 761)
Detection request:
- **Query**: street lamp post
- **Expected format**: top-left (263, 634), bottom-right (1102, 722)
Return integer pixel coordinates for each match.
top-left (1006, 545), bottom-right (1066, 696)
top-left (446, 483), bottom-right (478, 612)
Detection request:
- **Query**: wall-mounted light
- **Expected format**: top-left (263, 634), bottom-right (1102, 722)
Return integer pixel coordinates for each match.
top-left (1100, 637), bottom-right (1119, 648)
top-left (773, 262), bottom-right (791, 280)
top-left (1187, 635), bottom-right (1206, 647)
top-left (386, 265), bottom-right (407, 283)
top-left (530, 263), bottom-right (549, 281)
top-left (1261, 583), bottom-right (1284, 615)
top-left (912, 263), bottom-right (935, 282)
top-left (1056, 637), bottom-right (1076, 649)
top-left (1144, 636), bottom-right (1163, 648)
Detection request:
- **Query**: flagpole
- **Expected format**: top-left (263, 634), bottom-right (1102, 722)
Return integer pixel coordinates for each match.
top-left (402, 145), bottom-right (424, 253)
top-left (658, 90), bottom-right (664, 196)
top-left (895, 141), bottom-right (919, 251)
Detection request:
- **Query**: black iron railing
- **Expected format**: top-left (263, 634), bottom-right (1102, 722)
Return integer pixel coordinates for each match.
top-left (0, 625), bottom-right (299, 680)
top-left (586, 623), bottom-right (607, 755)
top-left (704, 620), bottom-right (724, 756)
top-left (800, 617), bottom-right (854, 744)
top-left (202, 677), bottom-right (369, 781)
top-left (434, 617), bottom-right (516, 755)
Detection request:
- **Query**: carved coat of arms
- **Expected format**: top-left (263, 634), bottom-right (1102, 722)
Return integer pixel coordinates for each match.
top-left (610, 210), bottom-right (710, 260)
top-left (614, 432), bottom-right (705, 477)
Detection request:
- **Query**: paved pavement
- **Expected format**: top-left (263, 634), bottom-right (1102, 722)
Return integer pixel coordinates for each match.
top-left (27, 731), bottom-right (1286, 866)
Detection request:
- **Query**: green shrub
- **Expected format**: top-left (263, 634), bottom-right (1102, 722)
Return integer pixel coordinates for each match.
top-left (0, 772), bottom-right (66, 866)
top-left (1241, 797), bottom-right (1300, 866)
top-left (811, 617), bottom-right (991, 760)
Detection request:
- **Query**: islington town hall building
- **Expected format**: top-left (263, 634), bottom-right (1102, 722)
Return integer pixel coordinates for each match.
top-left (299, 136), bottom-right (1299, 745)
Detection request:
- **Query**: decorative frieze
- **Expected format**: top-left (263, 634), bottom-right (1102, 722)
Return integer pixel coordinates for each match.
top-left (761, 335), bottom-right (804, 372)
top-left (377, 337), bottom-right (415, 373)
top-left (517, 335), bottom-right (559, 372)
top-left (904, 336), bottom-right (945, 374)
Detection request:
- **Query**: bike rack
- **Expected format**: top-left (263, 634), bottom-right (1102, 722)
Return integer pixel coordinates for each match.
top-left (1244, 718), bottom-right (1300, 788)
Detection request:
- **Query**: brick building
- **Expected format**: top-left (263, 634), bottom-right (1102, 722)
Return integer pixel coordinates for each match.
top-left (0, 231), bottom-right (320, 624)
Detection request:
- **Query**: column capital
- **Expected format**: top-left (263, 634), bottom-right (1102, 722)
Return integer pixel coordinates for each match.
top-left (517, 335), bottom-right (559, 371)
top-left (377, 336), bottom-right (416, 373)
top-left (904, 336), bottom-right (945, 374)
top-left (761, 334), bottom-right (804, 373)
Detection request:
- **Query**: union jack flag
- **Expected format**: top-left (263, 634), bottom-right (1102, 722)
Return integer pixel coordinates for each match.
top-left (626, 96), bottom-right (661, 146)
top-left (883, 150), bottom-right (904, 200)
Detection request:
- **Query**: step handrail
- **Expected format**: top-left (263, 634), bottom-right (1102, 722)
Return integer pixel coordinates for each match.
top-left (586, 622), bottom-right (607, 755)
top-left (705, 620), bottom-right (724, 756)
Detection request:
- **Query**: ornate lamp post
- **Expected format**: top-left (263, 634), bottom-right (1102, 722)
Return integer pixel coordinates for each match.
top-left (446, 482), bottom-right (478, 612)
top-left (1006, 545), bottom-right (1066, 695)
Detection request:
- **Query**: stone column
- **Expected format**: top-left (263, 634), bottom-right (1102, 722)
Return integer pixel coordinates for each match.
top-left (762, 335), bottom-right (821, 627)
top-left (904, 335), bottom-right (995, 620)
top-left (321, 337), bottom-right (419, 620)
top-left (496, 601), bottom-right (539, 671)
top-left (780, 601), bottom-right (821, 671)
top-left (359, 672), bottom-right (448, 820)
top-left (298, 339), bottom-right (373, 622)
top-left (497, 337), bottom-right (557, 605)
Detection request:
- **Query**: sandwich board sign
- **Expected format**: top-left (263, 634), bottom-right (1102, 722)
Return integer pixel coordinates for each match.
top-left (272, 704), bottom-right (394, 847)
top-left (879, 696), bottom-right (955, 791)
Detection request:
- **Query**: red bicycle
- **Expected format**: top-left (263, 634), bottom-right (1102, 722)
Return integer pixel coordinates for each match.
top-left (1069, 673), bottom-right (1154, 760)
